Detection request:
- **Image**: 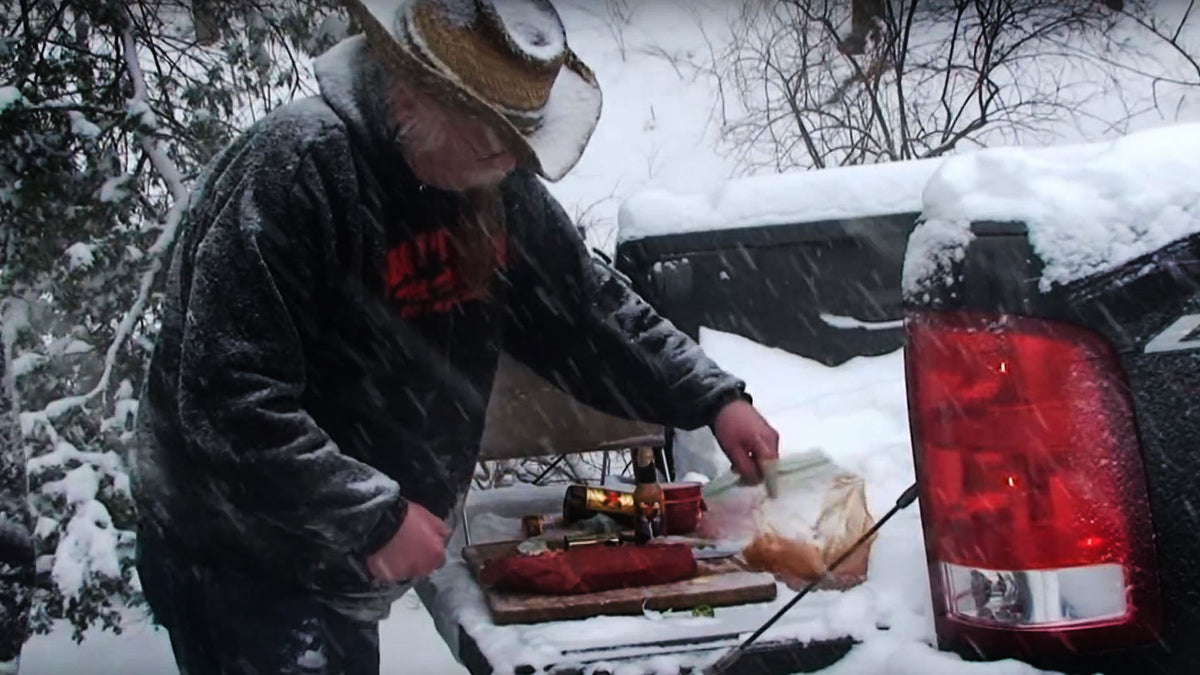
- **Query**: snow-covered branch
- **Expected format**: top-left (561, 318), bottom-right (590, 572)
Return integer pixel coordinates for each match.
top-left (34, 19), bottom-right (189, 423)
top-left (7, 0), bottom-right (345, 642)
top-left (121, 22), bottom-right (188, 206)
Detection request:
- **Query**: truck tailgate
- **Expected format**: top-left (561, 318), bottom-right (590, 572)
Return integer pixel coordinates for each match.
top-left (416, 484), bottom-right (859, 674)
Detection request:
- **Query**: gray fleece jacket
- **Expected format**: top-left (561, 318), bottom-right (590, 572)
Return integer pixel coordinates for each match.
top-left (130, 34), bottom-right (746, 619)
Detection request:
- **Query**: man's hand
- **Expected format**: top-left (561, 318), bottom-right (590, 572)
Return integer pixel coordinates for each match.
top-left (711, 399), bottom-right (780, 485)
top-left (365, 502), bottom-right (450, 584)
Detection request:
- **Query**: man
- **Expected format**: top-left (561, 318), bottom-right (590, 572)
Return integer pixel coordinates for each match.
top-left (131, 0), bottom-right (780, 673)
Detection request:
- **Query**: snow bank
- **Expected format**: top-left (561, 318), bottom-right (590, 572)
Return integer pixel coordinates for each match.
top-left (906, 122), bottom-right (1200, 295)
top-left (617, 158), bottom-right (945, 242)
top-left (677, 327), bottom-right (914, 487)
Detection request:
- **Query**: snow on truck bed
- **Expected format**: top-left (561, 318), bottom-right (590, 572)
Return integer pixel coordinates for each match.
top-left (619, 120), bottom-right (1200, 299)
top-left (616, 158), bottom-right (946, 243)
top-left (420, 483), bottom-right (860, 674)
top-left (906, 121), bottom-right (1200, 294)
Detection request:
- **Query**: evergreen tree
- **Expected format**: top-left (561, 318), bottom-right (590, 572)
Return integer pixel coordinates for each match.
top-left (1, 0), bottom-right (347, 646)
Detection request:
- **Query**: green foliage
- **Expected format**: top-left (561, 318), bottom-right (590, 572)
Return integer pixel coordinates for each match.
top-left (1, 0), bottom-right (346, 641)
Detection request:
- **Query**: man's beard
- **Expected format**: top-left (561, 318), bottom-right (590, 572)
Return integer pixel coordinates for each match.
top-left (448, 186), bottom-right (507, 298)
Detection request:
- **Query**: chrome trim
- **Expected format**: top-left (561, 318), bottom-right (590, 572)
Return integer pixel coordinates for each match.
top-left (941, 561), bottom-right (1128, 627)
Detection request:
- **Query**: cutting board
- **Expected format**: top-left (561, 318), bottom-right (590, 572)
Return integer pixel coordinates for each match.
top-left (462, 540), bottom-right (778, 625)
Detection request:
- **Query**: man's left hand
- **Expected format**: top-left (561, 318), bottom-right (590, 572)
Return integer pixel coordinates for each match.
top-left (711, 399), bottom-right (779, 485)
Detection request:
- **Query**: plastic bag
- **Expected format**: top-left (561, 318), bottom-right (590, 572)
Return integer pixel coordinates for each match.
top-left (811, 473), bottom-right (876, 589)
top-left (697, 449), bottom-right (876, 590)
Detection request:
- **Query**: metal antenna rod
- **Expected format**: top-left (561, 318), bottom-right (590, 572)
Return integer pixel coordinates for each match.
top-left (703, 482), bottom-right (920, 675)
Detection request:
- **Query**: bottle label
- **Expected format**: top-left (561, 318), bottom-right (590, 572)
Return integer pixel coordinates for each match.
top-left (584, 488), bottom-right (635, 516)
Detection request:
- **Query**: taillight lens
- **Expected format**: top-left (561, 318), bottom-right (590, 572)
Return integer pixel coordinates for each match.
top-left (905, 311), bottom-right (1162, 658)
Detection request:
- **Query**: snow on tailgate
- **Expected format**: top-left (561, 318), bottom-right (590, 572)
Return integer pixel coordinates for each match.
top-left (906, 122), bottom-right (1200, 295)
top-left (617, 157), bottom-right (944, 242)
top-left (419, 331), bottom-right (1057, 674)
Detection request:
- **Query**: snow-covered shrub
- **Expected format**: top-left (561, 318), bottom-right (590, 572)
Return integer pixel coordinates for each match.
top-left (1, 0), bottom-right (348, 645)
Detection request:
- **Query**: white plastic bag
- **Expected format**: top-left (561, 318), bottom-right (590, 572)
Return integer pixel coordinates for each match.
top-left (698, 449), bottom-right (876, 590)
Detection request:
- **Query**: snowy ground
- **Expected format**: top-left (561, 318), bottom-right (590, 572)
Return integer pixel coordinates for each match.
top-left (20, 596), bottom-right (469, 675)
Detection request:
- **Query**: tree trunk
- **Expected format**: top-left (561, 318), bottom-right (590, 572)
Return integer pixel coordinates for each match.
top-left (191, 0), bottom-right (221, 45)
top-left (840, 0), bottom-right (884, 55)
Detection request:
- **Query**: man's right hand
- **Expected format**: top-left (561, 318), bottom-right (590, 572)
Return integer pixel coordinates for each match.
top-left (365, 502), bottom-right (450, 583)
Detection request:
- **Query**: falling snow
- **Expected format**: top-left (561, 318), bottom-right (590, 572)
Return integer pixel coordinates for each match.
top-left (413, 329), bottom-right (1059, 674)
top-left (21, 1), bottom-right (1200, 673)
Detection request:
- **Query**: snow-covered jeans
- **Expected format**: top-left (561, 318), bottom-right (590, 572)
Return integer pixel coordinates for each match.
top-left (135, 532), bottom-right (381, 675)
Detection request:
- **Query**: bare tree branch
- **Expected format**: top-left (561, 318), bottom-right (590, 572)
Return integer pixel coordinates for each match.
top-left (714, 0), bottom-right (1191, 174)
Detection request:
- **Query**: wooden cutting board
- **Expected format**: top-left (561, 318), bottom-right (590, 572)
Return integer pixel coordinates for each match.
top-left (462, 540), bottom-right (778, 625)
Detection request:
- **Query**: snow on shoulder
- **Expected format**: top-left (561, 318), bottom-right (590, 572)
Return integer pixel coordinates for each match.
top-left (906, 123), bottom-right (1200, 296)
top-left (617, 157), bottom-right (944, 243)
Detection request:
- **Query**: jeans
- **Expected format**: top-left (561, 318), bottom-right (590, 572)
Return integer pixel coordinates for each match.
top-left (135, 533), bottom-right (381, 675)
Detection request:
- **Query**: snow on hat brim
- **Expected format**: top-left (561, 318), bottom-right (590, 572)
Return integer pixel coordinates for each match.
top-left (347, 0), bottom-right (602, 182)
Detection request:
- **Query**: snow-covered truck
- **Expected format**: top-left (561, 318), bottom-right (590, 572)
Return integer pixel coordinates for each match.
top-left (422, 123), bottom-right (1200, 675)
top-left (902, 124), bottom-right (1200, 675)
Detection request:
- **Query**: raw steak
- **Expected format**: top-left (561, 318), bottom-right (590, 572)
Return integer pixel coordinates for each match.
top-left (478, 544), bottom-right (698, 595)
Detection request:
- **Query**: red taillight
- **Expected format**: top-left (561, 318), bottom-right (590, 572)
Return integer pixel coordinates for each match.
top-left (906, 311), bottom-right (1162, 658)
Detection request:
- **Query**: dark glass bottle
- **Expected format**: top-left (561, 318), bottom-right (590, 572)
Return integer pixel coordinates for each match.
top-left (632, 448), bottom-right (666, 544)
top-left (634, 448), bottom-right (658, 483)
top-left (562, 485), bottom-right (635, 523)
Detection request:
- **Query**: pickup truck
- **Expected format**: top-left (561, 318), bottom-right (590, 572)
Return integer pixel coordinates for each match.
top-left (619, 129), bottom-right (1200, 674)
top-left (901, 126), bottom-right (1200, 675)
top-left (425, 125), bottom-right (1200, 675)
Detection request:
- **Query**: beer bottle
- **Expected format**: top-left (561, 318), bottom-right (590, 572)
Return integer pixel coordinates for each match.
top-left (632, 448), bottom-right (666, 544)
top-left (562, 485), bottom-right (635, 523)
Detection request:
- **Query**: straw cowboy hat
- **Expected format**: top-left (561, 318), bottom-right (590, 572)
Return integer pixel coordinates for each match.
top-left (342, 0), bottom-right (603, 182)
